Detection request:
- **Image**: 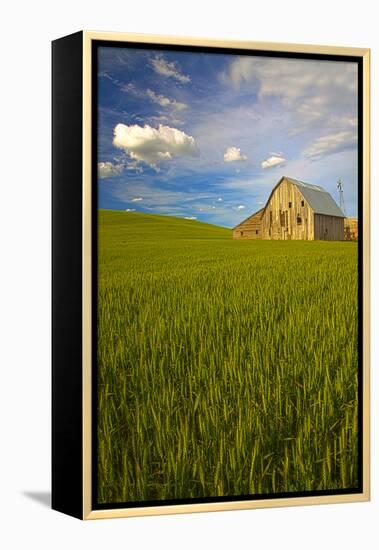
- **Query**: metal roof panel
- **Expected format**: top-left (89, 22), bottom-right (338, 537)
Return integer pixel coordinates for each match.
top-left (286, 177), bottom-right (345, 217)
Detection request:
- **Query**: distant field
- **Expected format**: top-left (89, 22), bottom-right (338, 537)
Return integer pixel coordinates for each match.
top-left (97, 209), bottom-right (359, 504)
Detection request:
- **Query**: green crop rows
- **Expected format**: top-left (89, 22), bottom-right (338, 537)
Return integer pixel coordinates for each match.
top-left (97, 210), bottom-right (359, 503)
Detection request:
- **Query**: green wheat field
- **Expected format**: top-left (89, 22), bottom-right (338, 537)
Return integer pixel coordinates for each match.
top-left (97, 209), bottom-right (359, 504)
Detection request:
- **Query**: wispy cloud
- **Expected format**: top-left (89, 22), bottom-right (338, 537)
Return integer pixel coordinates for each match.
top-left (146, 89), bottom-right (188, 111)
top-left (222, 57), bottom-right (258, 89)
top-left (222, 56), bottom-right (358, 138)
top-left (150, 55), bottom-right (190, 83)
top-left (131, 197), bottom-right (143, 202)
top-left (302, 130), bottom-right (357, 160)
top-left (98, 161), bottom-right (123, 178)
top-left (120, 83), bottom-right (188, 122)
top-left (111, 180), bottom-right (200, 210)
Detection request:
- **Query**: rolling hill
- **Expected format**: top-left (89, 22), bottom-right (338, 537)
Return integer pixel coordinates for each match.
top-left (98, 210), bottom-right (231, 243)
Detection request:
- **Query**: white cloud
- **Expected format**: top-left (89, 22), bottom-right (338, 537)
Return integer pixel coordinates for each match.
top-left (125, 162), bottom-right (144, 173)
top-left (146, 88), bottom-right (171, 107)
top-left (125, 208), bottom-right (136, 212)
top-left (121, 82), bottom-right (137, 94)
top-left (302, 130), bottom-right (357, 160)
top-left (184, 216), bottom-right (197, 220)
top-left (224, 57), bottom-right (257, 89)
top-left (113, 123), bottom-right (199, 167)
top-left (150, 56), bottom-right (190, 83)
top-left (148, 114), bottom-right (185, 127)
top-left (98, 161), bottom-right (123, 178)
top-left (131, 197), bottom-right (143, 202)
top-left (222, 57), bottom-right (358, 137)
top-left (121, 84), bottom-right (188, 121)
top-left (236, 205), bottom-right (246, 210)
top-left (217, 197), bottom-right (223, 201)
top-left (223, 146), bottom-right (248, 163)
top-left (261, 154), bottom-right (286, 169)
top-left (146, 89), bottom-right (188, 111)
top-left (224, 57), bottom-right (357, 104)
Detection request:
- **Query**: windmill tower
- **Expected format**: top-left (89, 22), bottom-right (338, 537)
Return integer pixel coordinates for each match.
top-left (337, 179), bottom-right (346, 215)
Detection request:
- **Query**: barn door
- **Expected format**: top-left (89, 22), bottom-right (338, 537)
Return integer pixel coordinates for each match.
top-left (283, 210), bottom-right (289, 240)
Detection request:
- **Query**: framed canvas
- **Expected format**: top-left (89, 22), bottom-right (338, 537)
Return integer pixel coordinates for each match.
top-left (52, 31), bottom-right (370, 520)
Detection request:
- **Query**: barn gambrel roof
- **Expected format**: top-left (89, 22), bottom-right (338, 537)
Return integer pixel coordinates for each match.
top-left (285, 177), bottom-right (345, 218)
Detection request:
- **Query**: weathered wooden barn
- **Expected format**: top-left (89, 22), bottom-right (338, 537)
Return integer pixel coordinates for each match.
top-left (232, 208), bottom-right (263, 239)
top-left (233, 176), bottom-right (345, 241)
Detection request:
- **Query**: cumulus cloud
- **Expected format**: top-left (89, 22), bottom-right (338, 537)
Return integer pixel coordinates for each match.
top-left (261, 154), bottom-right (286, 169)
top-left (113, 123), bottom-right (199, 167)
top-left (131, 197), bottom-right (143, 202)
top-left (302, 130), bottom-right (357, 160)
top-left (223, 146), bottom-right (248, 163)
top-left (146, 89), bottom-right (188, 111)
top-left (125, 208), bottom-right (136, 212)
top-left (184, 216), bottom-right (197, 220)
top-left (217, 197), bottom-right (223, 201)
top-left (98, 161), bottom-right (123, 178)
top-left (150, 56), bottom-right (190, 83)
top-left (235, 205), bottom-right (246, 210)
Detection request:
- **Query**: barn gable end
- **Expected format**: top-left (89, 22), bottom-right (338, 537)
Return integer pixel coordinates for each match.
top-left (261, 177), bottom-right (314, 240)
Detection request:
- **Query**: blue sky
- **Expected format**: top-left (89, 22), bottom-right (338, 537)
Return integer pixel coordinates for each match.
top-left (97, 46), bottom-right (358, 227)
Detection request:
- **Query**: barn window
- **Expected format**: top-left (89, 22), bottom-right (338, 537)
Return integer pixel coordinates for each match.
top-left (269, 211), bottom-right (273, 225)
top-left (256, 230), bottom-right (259, 235)
top-left (297, 215), bottom-right (302, 225)
top-left (240, 231), bottom-right (243, 236)
top-left (301, 200), bottom-right (305, 207)
top-left (289, 201), bottom-right (292, 208)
